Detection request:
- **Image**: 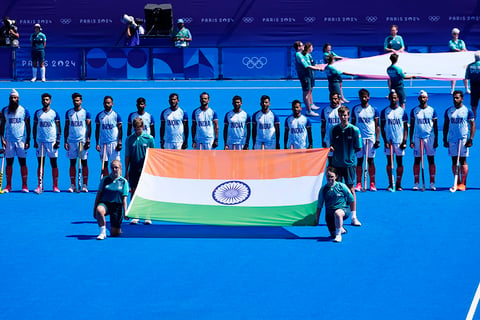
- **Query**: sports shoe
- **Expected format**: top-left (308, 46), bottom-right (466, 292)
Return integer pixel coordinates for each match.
top-left (341, 227), bottom-right (348, 234)
top-left (31, 77), bottom-right (37, 82)
top-left (387, 184), bottom-right (394, 192)
top-left (34, 185), bottom-right (43, 194)
top-left (130, 218), bottom-right (139, 225)
top-left (354, 183), bottom-right (362, 192)
top-left (333, 234), bottom-right (342, 242)
top-left (96, 233), bottom-right (107, 240)
top-left (457, 183), bottom-right (466, 191)
top-left (310, 104), bottom-right (320, 110)
top-left (53, 186), bottom-right (61, 193)
top-left (67, 184), bottom-right (76, 193)
top-left (306, 110), bottom-right (319, 117)
top-left (430, 183), bottom-right (436, 191)
top-left (3, 185), bottom-right (11, 193)
top-left (369, 182), bottom-right (377, 192)
top-left (413, 183), bottom-right (419, 191)
top-left (41, 78), bottom-right (46, 82)
top-left (144, 219), bottom-right (152, 225)
top-left (81, 184), bottom-right (88, 193)
top-left (22, 187), bottom-right (29, 193)
top-left (351, 218), bottom-right (362, 226)
top-left (395, 183), bottom-right (403, 191)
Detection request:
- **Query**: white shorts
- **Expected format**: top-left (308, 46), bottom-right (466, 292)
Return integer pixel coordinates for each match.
top-left (99, 142), bottom-right (121, 161)
top-left (67, 141), bottom-right (89, 160)
top-left (194, 141), bottom-right (213, 150)
top-left (164, 142), bottom-right (183, 150)
top-left (5, 141), bottom-right (27, 158)
top-left (36, 142), bottom-right (58, 158)
top-left (413, 136), bottom-right (436, 157)
top-left (227, 143), bottom-right (244, 150)
top-left (356, 139), bottom-right (376, 158)
top-left (448, 138), bottom-right (469, 157)
top-left (384, 143), bottom-right (405, 156)
top-left (254, 141), bottom-right (276, 150)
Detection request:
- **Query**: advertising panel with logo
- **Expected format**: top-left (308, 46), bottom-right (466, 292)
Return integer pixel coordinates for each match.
top-left (85, 48), bottom-right (149, 80)
top-left (222, 48), bottom-right (288, 79)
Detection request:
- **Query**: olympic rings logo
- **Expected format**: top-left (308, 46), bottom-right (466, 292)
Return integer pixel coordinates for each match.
top-left (60, 18), bottom-right (72, 24)
top-left (428, 16), bottom-right (440, 22)
top-left (182, 17), bottom-right (193, 23)
top-left (242, 56), bottom-right (268, 69)
top-left (242, 17), bottom-right (254, 23)
top-left (304, 17), bottom-right (316, 23)
top-left (365, 16), bottom-right (377, 23)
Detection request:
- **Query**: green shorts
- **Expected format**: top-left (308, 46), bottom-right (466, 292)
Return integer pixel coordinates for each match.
top-left (98, 202), bottom-right (123, 228)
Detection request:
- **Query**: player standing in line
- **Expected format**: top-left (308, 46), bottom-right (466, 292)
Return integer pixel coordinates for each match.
top-left (94, 160), bottom-right (129, 240)
top-left (191, 92), bottom-right (218, 150)
top-left (409, 90), bottom-right (438, 191)
top-left (64, 92), bottom-right (91, 193)
top-left (443, 90), bottom-right (475, 191)
top-left (252, 95), bottom-right (280, 149)
top-left (465, 51), bottom-right (480, 117)
top-left (351, 89), bottom-right (380, 192)
top-left (95, 96), bottom-right (123, 179)
top-left (284, 99), bottom-right (313, 149)
top-left (127, 97), bottom-right (155, 139)
top-left (321, 92), bottom-right (342, 164)
top-left (0, 89), bottom-right (30, 192)
top-left (33, 93), bottom-right (61, 193)
top-left (224, 95), bottom-right (251, 150)
top-left (160, 93), bottom-right (188, 150)
top-left (316, 166), bottom-right (354, 243)
top-left (329, 106), bottom-right (362, 227)
top-left (125, 118), bottom-right (155, 225)
top-left (381, 90), bottom-right (408, 191)
top-left (387, 53), bottom-right (414, 109)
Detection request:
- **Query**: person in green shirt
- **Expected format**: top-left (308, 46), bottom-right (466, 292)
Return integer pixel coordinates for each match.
top-left (93, 160), bottom-right (129, 240)
top-left (316, 166), bottom-right (354, 243)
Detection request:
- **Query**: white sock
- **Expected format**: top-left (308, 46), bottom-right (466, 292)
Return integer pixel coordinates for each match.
top-left (335, 228), bottom-right (341, 236)
top-left (40, 67), bottom-right (46, 79)
top-left (99, 226), bottom-right (106, 235)
top-left (32, 67), bottom-right (37, 78)
top-left (351, 211), bottom-right (357, 220)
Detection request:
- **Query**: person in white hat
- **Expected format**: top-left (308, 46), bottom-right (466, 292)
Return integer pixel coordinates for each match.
top-left (449, 28), bottom-right (469, 95)
top-left (30, 23), bottom-right (47, 82)
top-left (170, 18), bottom-right (192, 48)
top-left (0, 89), bottom-right (31, 192)
top-left (409, 90), bottom-right (438, 191)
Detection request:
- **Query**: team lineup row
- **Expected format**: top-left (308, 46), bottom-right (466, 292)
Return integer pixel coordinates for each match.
top-left (0, 87), bottom-right (475, 193)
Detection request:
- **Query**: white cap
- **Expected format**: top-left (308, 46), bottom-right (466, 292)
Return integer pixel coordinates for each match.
top-left (34, 23), bottom-right (41, 29)
top-left (177, 18), bottom-right (184, 24)
top-left (418, 90), bottom-right (428, 97)
top-left (452, 28), bottom-right (460, 34)
top-left (10, 89), bottom-right (19, 97)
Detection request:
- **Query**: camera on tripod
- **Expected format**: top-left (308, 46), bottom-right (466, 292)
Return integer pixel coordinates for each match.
top-left (1, 16), bottom-right (19, 47)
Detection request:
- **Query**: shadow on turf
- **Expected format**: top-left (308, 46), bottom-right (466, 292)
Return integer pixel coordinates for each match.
top-left (67, 222), bottom-right (332, 241)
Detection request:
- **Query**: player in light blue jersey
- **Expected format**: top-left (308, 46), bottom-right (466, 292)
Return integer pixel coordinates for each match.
top-left (0, 89), bottom-right (30, 192)
top-left (284, 100), bottom-right (312, 149)
top-left (95, 96), bottom-right (123, 178)
top-left (33, 93), bottom-right (61, 193)
top-left (449, 28), bottom-right (470, 95)
top-left (387, 53), bottom-right (414, 109)
top-left (443, 91), bottom-right (475, 191)
top-left (351, 89), bottom-right (380, 192)
top-left (191, 92), bottom-right (218, 150)
top-left (321, 92), bottom-right (342, 163)
top-left (409, 91), bottom-right (438, 191)
top-left (381, 90), bottom-right (408, 191)
top-left (465, 51), bottom-right (480, 117)
top-left (384, 24), bottom-right (405, 53)
top-left (127, 97), bottom-right (155, 138)
top-left (160, 93), bottom-right (189, 149)
top-left (224, 95), bottom-right (251, 150)
top-left (252, 95), bottom-right (280, 150)
top-left (64, 92), bottom-right (91, 192)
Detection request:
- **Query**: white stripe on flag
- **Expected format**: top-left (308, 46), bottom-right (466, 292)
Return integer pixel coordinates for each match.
top-left (136, 173), bottom-right (323, 207)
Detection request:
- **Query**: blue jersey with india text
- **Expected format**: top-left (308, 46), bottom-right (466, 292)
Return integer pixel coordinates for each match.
top-left (65, 107), bottom-right (91, 143)
top-left (128, 111), bottom-right (154, 135)
top-left (321, 105), bottom-right (340, 145)
top-left (161, 107), bottom-right (188, 143)
top-left (34, 108), bottom-right (60, 143)
top-left (351, 104), bottom-right (379, 141)
top-left (252, 109), bottom-right (280, 144)
top-left (444, 104), bottom-right (474, 142)
top-left (410, 105), bottom-right (437, 139)
top-left (224, 110), bottom-right (250, 145)
top-left (95, 110), bottom-right (122, 144)
top-left (2, 105), bottom-right (30, 142)
top-left (285, 114), bottom-right (311, 148)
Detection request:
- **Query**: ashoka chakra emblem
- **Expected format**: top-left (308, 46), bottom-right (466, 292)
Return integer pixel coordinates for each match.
top-left (212, 181), bottom-right (251, 205)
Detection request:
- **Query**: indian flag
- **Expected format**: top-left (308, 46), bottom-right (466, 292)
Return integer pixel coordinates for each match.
top-left (126, 148), bottom-right (329, 226)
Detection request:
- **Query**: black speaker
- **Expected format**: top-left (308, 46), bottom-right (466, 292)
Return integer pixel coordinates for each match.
top-left (144, 3), bottom-right (173, 37)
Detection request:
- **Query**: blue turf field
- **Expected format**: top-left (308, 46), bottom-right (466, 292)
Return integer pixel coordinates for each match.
top-left (0, 79), bottom-right (479, 319)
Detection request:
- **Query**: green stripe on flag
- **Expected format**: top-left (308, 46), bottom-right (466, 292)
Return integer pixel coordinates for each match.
top-left (127, 196), bottom-right (318, 226)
